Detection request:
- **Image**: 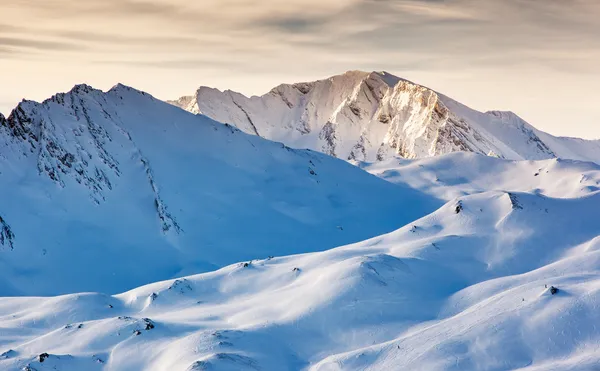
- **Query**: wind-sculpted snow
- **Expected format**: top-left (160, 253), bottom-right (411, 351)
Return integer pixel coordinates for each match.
top-left (1, 190), bottom-right (599, 370)
top-left (172, 71), bottom-right (600, 164)
top-left (361, 152), bottom-right (600, 201)
top-left (0, 84), bottom-right (440, 296)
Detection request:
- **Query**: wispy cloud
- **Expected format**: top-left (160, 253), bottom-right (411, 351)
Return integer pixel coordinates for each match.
top-left (5, 0), bottom-right (599, 69)
top-left (1, 0), bottom-right (599, 137)
top-left (0, 37), bottom-right (83, 51)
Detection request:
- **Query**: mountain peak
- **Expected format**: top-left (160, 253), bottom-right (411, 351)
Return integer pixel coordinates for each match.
top-left (369, 71), bottom-right (402, 87)
top-left (169, 71), bottom-right (600, 164)
top-left (109, 83), bottom-right (150, 96)
top-left (70, 83), bottom-right (98, 94)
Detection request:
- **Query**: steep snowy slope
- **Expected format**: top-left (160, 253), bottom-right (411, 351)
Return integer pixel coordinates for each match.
top-left (1, 189), bottom-right (599, 371)
top-left (172, 71), bottom-right (600, 163)
top-left (0, 85), bottom-right (440, 296)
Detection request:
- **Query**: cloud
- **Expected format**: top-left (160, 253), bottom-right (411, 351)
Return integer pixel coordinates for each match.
top-left (4, 0), bottom-right (597, 70)
top-left (255, 16), bottom-right (330, 34)
top-left (2, 0), bottom-right (600, 138)
top-left (0, 36), bottom-right (83, 52)
top-left (96, 57), bottom-right (245, 70)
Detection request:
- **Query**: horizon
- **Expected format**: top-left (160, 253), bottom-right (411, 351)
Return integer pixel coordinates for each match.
top-left (1, 1), bottom-right (599, 139)
top-left (2, 69), bottom-right (599, 141)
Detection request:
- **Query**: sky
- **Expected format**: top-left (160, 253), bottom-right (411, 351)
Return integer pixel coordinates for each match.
top-left (1, 0), bottom-right (599, 139)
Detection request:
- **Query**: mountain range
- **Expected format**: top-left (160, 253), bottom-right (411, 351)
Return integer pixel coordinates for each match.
top-left (1, 72), bottom-right (599, 370)
top-left (171, 70), bottom-right (600, 163)
top-left (0, 83), bottom-right (437, 296)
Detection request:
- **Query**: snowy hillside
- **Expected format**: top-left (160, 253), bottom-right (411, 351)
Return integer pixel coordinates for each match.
top-left (360, 152), bottom-right (600, 201)
top-left (2, 79), bottom-right (600, 371)
top-left (1, 161), bottom-right (600, 370)
top-left (0, 84), bottom-right (439, 296)
top-left (171, 71), bottom-right (600, 163)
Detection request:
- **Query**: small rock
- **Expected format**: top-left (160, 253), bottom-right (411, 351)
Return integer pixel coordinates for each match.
top-left (550, 286), bottom-right (559, 295)
top-left (38, 353), bottom-right (49, 363)
top-left (143, 318), bottom-right (155, 330)
top-left (455, 201), bottom-right (463, 214)
top-left (0, 349), bottom-right (16, 359)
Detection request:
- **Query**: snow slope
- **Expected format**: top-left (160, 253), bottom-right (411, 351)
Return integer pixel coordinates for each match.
top-left (171, 71), bottom-right (600, 163)
top-left (1, 186), bottom-right (599, 370)
top-left (360, 152), bottom-right (600, 201)
top-left (0, 84), bottom-right (440, 296)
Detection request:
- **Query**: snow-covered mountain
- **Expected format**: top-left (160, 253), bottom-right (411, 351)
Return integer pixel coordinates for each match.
top-left (361, 152), bottom-right (600, 201)
top-left (2, 78), bottom-right (600, 371)
top-left (0, 84), bottom-right (439, 296)
top-left (1, 153), bottom-right (600, 371)
top-left (171, 70), bottom-right (600, 163)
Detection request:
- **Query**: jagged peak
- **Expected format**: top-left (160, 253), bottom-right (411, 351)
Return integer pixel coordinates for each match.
top-left (270, 70), bottom-right (370, 94)
top-left (109, 82), bottom-right (133, 93)
top-left (41, 84), bottom-right (105, 108)
top-left (190, 70), bottom-right (418, 102)
top-left (195, 86), bottom-right (229, 98)
top-left (70, 83), bottom-right (99, 94)
top-left (46, 83), bottom-right (154, 108)
top-left (0, 84), bottom-right (101, 118)
top-left (108, 83), bottom-right (152, 98)
top-left (368, 71), bottom-right (402, 87)
top-left (340, 69), bottom-right (372, 78)
top-left (1, 83), bottom-right (160, 129)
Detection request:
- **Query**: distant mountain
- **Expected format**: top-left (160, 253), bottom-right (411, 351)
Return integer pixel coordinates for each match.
top-left (0, 84), bottom-right (438, 296)
top-left (171, 70), bottom-right (600, 163)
